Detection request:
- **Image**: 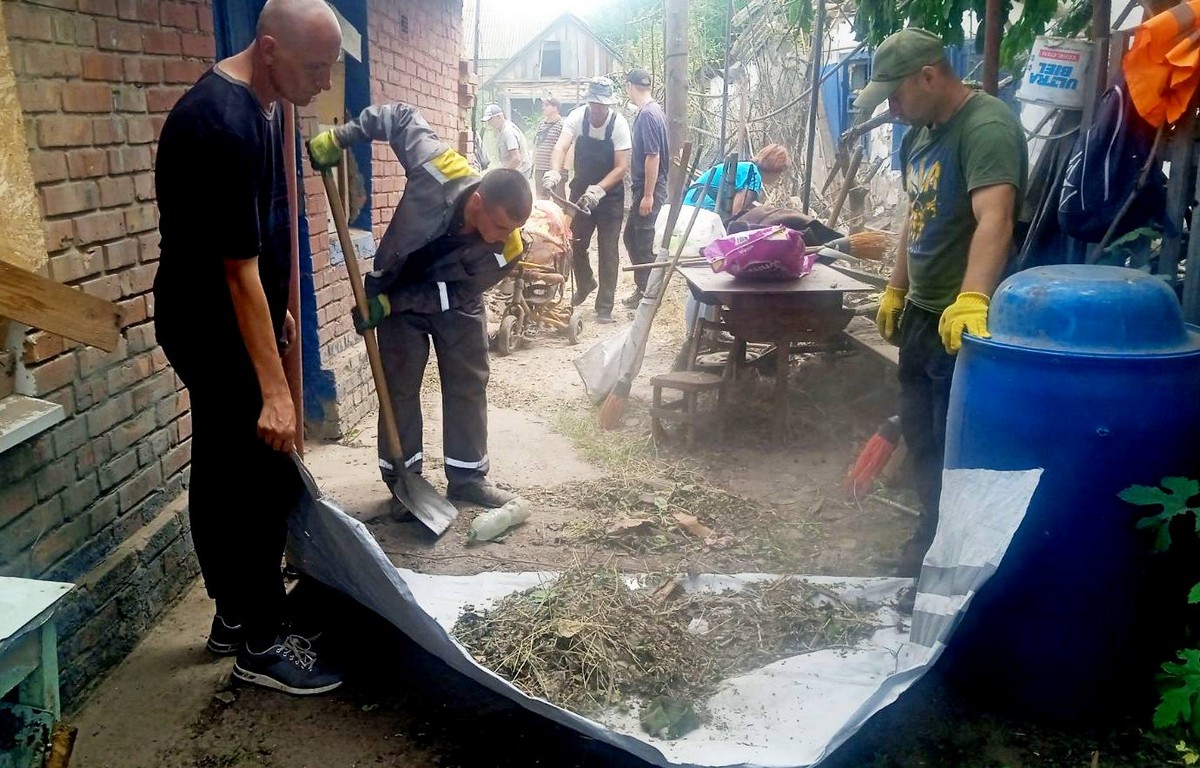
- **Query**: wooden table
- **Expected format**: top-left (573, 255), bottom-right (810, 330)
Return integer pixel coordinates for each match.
top-left (678, 263), bottom-right (874, 433)
top-left (1, 577), bottom-right (73, 768)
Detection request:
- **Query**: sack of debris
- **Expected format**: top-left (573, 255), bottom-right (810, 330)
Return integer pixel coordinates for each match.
top-left (701, 225), bottom-right (815, 281)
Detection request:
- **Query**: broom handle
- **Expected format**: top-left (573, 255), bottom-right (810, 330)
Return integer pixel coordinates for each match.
top-left (318, 166), bottom-right (405, 462)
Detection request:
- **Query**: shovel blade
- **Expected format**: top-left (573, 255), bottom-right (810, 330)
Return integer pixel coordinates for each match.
top-left (392, 470), bottom-right (458, 536)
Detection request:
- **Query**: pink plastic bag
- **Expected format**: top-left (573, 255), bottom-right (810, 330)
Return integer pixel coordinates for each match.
top-left (701, 225), bottom-right (815, 281)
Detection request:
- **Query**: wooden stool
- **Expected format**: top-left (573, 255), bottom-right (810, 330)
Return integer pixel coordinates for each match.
top-left (650, 314), bottom-right (728, 449)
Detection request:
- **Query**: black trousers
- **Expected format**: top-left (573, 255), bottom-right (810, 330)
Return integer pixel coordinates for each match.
top-left (158, 319), bottom-right (300, 650)
top-left (623, 184), bottom-right (666, 294)
top-left (571, 203), bottom-right (623, 314)
top-left (897, 303), bottom-right (956, 551)
top-left (376, 304), bottom-right (491, 488)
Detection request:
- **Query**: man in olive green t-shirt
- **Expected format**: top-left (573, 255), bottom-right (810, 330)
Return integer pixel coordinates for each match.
top-left (856, 28), bottom-right (1028, 576)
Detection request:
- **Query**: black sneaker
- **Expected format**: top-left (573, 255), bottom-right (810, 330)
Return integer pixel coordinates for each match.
top-left (447, 481), bottom-right (517, 508)
top-left (572, 277), bottom-right (597, 307)
top-left (621, 291), bottom-right (643, 309)
top-left (233, 635), bottom-right (343, 696)
top-left (207, 615), bottom-right (244, 656)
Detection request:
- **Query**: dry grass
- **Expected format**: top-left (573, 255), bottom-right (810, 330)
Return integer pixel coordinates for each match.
top-left (452, 563), bottom-right (878, 721)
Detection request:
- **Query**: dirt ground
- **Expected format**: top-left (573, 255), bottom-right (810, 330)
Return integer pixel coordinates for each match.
top-left (67, 268), bottom-right (1178, 767)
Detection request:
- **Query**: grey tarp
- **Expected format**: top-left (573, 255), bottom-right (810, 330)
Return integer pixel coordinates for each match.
top-left (285, 460), bottom-right (1042, 768)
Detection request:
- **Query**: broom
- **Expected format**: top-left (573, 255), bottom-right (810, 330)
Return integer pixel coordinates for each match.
top-left (597, 142), bottom-right (708, 430)
top-left (845, 415), bottom-right (902, 497)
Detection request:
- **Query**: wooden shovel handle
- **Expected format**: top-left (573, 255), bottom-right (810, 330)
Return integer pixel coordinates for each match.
top-left (318, 167), bottom-right (405, 462)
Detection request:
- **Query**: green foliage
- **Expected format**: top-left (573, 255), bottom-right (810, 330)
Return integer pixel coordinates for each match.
top-left (1156, 650), bottom-right (1200, 738)
top-left (855, 0), bottom-right (1092, 66)
top-left (1124, 477), bottom-right (1200, 553)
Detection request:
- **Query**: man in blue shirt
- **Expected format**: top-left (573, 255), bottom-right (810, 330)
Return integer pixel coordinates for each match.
top-left (622, 68), bottom-right (670, 307)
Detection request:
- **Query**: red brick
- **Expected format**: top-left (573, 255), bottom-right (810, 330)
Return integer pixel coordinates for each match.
top-left (74, 210), bottom-right (126, 244)
top-left (197, 8), bottom-right (213, 33)
top-left (29, 153), bottom-right (68, 184)
top-left (141, 28), bottom-right (180, 56)
top-left (47, 248), bottom-right (103, 284)
top-left (125, 115), bottom-right (155, 144)
top-left (138, 231), bottom-right (160, 262)
top-left (24, 0), bottom-right (76, 10)
top-left (23, 332), bottom-right (66, 365)
top-left (28, 354), bottom-right (77, 396)
top-left (124, 56), bottom-right (162, 84)
top-left (37, 116), bottom-right (93, 148)
top-left (23, 43), bottom-right (81, 77)
top-left (80, 274), bottom-right (121, 302)
top-left (133, 172), bottom-right (154, 201)
top-left (41, 181), bottom-right (98, 216)
top-left (144, 86), bottom-right (184, 113)
top-left (98, 176), bottom-right (135, 207)
top-left (117, 296), bottom-right (147, 327)
top-left (81, 51), bottom-right (123, 82)
top-left (179, 32), bottom-right (213, 59)
top-left (61, 82), bottom-right (114, 113)
top-left (103, 238), bottom-right (139, 270)
top-left (66, 148), bottom-right (108, 179)
top-left (162, 58), bottom-right (204, 84)
top-left (119, 264), bottom-right (155, 296)
top-left (160, 1), bottom-right (197, 30)
top-left (52, 12), bottom-right (93, 45)
top-left (124, 205), bottom-right (156, 233)
top-left (16, 80), bottom-right (60, 113)
top-left (113, 86), bottom-right (147, 112)
top-left (96, 19), bottom-right (141, 52)
top-left (116, 0), bottom-right (156, 22)
top-left (44, 220), bottom-right (74, 252)
top-left (91, 116), bottom-right (125, 145)
top-left (3, 4), bottom-right (54, 41)
top-left (78, 0), bottom-right (116, 15)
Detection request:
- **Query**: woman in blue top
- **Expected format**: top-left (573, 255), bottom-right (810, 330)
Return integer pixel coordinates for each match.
top-left (684, 143), bottom-right (791, 220)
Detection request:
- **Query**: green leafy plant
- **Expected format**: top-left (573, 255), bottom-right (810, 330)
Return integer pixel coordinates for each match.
top-left (1156, 650), bottom-right (1200, 737)
top-left (1123, 477), bottom-right (1200, 554)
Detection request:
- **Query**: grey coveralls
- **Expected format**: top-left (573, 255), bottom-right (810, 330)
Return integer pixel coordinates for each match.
top-left (330, 104), bottom-right (524, 489)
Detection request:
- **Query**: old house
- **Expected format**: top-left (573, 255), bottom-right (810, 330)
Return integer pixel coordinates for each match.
top-left (0, 0), bottom-right (470, 708)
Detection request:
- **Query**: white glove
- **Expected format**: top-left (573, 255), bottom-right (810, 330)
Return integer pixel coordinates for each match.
top-left (541, 169), bottom-right (562, 190)
top-left (579, 184), bottom-right (606, 212)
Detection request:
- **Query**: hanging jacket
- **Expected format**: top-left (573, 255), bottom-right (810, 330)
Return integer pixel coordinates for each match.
top-left (331, 103), bottom-right (526, 314)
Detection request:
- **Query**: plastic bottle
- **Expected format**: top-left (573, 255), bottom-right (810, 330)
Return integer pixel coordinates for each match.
top-left (467, 497), bottom-right (531, 542)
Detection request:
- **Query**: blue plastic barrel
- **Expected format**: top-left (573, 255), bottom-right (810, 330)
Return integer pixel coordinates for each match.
top-left (942, 265), bottom-right (1200, 720)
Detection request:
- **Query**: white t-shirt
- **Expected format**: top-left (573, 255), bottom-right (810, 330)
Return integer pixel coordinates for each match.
top-left (560, 105), bottom-right (632, 151)
top-left (496, 121), bottom-right (531, 174)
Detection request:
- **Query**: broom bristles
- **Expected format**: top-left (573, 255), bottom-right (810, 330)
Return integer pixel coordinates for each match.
top-left (598, 392), bottom-right (627, 430)
top-left (845, 433), bottom-right (898, 497)
top-left (844, 231), bottom-right (894, 262)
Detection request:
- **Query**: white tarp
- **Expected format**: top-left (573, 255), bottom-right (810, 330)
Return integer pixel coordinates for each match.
top-left (285, 462), bottom-right (1042, 768)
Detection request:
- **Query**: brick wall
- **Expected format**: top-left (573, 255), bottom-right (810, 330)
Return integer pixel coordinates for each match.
top-left (0, 0), bottom-right (213, 706)
top-left (302, 0), bottom-right (466, 437)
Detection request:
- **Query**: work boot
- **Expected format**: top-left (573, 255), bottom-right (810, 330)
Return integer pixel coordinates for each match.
top-left (447, 481), bottom-right (517, 508)
top-left (621, 290), bottom-right (643, 309)
top-left (572, 276), bottom-right (597, 307)
top-left (233, 635), bottom-right (343, 696)
top-left (206, 614), bottom-right (244, 656)
top-left (595, 311), bottom-right (615, 325)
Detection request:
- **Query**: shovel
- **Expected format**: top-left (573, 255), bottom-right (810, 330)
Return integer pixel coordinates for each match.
top-left (317, 167), bottom-right (459, 536)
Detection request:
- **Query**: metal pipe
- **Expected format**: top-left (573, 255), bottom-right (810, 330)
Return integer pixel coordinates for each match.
top-left (801, 0), bottom-right (825, 212)
top-left (719, 0), bottom-right (734, 155)
top-left (471, 0), bottom-right (481, 134)
top-left (983, 0), bottom-right (1002, 94)
top-left (283, 102), bottom-right (303, 455)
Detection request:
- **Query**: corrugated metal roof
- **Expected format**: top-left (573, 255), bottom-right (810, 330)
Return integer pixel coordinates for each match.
top-left (461, 3), bottom-right (564, 61)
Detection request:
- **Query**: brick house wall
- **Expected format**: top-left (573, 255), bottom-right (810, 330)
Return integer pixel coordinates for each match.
top-left (301, 0), bottom-right (467, 438)
top-left (0, 0), bottom-right (468, 708)
top-left (0, 0), bottom-right (213, 706)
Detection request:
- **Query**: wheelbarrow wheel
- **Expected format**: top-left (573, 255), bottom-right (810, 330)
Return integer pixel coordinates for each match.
top-left (497, 315), bottom-right (517, 357)
top-left (566, 309), bottom-right (583, 345)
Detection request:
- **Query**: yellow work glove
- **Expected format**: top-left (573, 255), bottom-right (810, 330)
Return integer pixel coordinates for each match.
top-left (938, 291), bottom-right (991, 354)
top-left (308, 129), bottom-right (342, 171)
top-left (875, 285), bottom-right (907, 345)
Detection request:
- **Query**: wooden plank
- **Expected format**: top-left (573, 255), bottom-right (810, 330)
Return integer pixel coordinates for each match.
top-left (0, 259), bottom-right (121, 351)
top-left (0, 577), bottom-right (73, 646)
top-left (1181, 159), bottom-right (1200, 323)
top-left (1157, 109), bottom-right (1196, 279)
top-left (843, 315), bottom-right (899, 366)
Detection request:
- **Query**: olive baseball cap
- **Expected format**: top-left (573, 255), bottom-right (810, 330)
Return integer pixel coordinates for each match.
top-left (853, 28), bottom-right (946, 115)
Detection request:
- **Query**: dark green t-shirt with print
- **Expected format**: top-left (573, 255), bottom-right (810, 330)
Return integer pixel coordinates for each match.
top-left (899, 92), bottom-right (1028, 313)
